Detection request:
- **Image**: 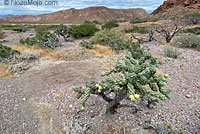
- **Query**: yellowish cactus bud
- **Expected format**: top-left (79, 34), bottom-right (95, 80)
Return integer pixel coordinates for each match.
top-left (129, 95), bottom-right (134, 99)
top-left (162, 77), bottom-right (166, 81)
top-left (163, 82), bottom-right (167, 86)
top-left (81, 106), bottom-right (85, 110)
top-left (134, 94), bottom-right (140, 99)
top-left (131, 97), bottom-right (136, 102)
top-left (96, 84), bottom-right (100, 88)
top-left (164, 74), bottom-right (168, 78)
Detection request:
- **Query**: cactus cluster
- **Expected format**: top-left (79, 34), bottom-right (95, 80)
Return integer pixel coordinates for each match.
top-left (73, 50), bottom-right (171, 113)
top-left (55, 25), bottom-right (73, 41)
top-left (0, 44), bottom-right (20, 62)
top-left (19, 31), bottom-right (61, 49)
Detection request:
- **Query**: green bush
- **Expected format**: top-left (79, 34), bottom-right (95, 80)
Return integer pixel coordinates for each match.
top-left (102, 20), bottom-right (119, 30)
top-left (124, 26), bottom-right (150, 34)
top-left (33, 25), bottom-right (57, 33)
top-left (71, 24), bottom-right (99, 38)
top-left (130, 16), bottom-right (160, 24)
top-left (184, 27), bottom-right (200, 35)
top-left (130, 18), bottom-right (146, 24)
top-left (73, 50), bottom-right (171, 113)
top-left (183, 11), bottom-right (200, 24)
top-left (173, 35), bottom-right (200, 51)
top-left (0, 24), bottom-right (28, 32)
top-left (90, 30), bottom-right (145, 58)
top-left (163, 46), bottom-right (181, 59)
top-left (19, 31), bottom-right (60, 49)
top-left (0, 44), bottom-right (20, 62)
top-left (90, 29), bottom-right (124, 50)
top-left (0, 31), bottom-right (6, 39)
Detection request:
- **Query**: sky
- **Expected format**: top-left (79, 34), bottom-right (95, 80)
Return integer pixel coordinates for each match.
top-left (0, 0), bottom-right (166, 15)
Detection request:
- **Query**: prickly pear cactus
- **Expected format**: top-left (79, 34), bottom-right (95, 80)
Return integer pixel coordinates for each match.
top-left (55, 24), bottom-right (73, 41)
top-left (73, 50), bottom-right (171, 113)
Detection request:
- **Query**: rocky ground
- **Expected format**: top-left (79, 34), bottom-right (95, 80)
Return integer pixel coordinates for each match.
top-left (0, 29), bottom-right (200, 134)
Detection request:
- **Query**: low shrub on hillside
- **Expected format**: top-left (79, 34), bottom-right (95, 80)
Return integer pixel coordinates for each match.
top-left (71, 24), bottom-right (99, 38)
top-left (125, 26), bottom-right (150, 34)
top-left (19, 31), bottom-right (60, 49)
top-left (102, 20), bottom-right (119, 30)
top-left (183, 27), bottom-right (200, 35)
top-left (163, 46), bottom-right (181, 59)
top-left (173, 35), bottom-right (200, 51)
top-left (0, 44), bottom-right (20, 62)
top-left (183, 11), bottom-right (200, 25)
top-left (130, 18), bottom-right (146, 24)
top-left (130, 16), bottom-right (160, 24)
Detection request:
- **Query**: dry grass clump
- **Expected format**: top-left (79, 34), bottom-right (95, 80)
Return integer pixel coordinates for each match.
top-left (0, 63), bottom-right (11, 78)
top-left (85, 45), bottom-right (116, 57)
top-left (11, 45), bottom-right (68, 60)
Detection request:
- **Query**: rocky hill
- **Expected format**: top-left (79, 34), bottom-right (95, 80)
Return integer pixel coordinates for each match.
top-left (152, 0), bottom-right (200, 14)
top-left (0, 6), bottom-right (148, 23)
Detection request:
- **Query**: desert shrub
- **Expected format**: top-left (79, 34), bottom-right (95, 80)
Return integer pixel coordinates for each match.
top-left (8, 52), bottom-right (40, 74)
top-left (73, 50), bottom-right (171, 113)
top-left (163, 46), bottom-right (181, 59)
top-left (19, 31), bottom-right (60, 48)
top-left (183, 27), bottom-right (200, 35)
top-left (184, 11), bottom-right (200, 25)
top-left (102, 20), bottom-right (119, 30)
top-left (124, 26), bottom-right (150, 34)
top-left (80, 40), bottom-right (93, 49)
top-left (71, 24), bottom-right (99, 38)
top-left (0, 44), bottom-right (20, 62)
top-left (33, 25), bottom-right (57, 33)
top-left (0, 31), bottom-right (6, 39)
top-left (130, 16), bottom-right (160, 24)
top-left (173, 35), bottom-right (200, 50)
top-left (90, 30), bottom-right (145, 58)
top-left (130, 18), bottom-right (146, 24)
top-left (90, 29), bottom-right (123, 50)
top-left (0, 25), bottom-right (28, 32)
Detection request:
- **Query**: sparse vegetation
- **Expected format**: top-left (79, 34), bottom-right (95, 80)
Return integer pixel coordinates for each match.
top-left (152, 21), bottom-right (184, 43)
top-left (183, 27), bottom-right (200, 35)
top-left (125, 26), bottom-right (150, 34)
top-left (0, 44), bottom-right (20, 62)
top-left (0, 31), bottom-right (6, 39)
top-left (55, 24), bottom-right (73, 41)
top-left (163, 46), bottom-right (181, 59)
top-left (102, 20), bottom-right (119, 30)
top-left (80, 40), bottom-right (93, 49)
top-left (184, 11), bottom-right (200, 25)
top-left (33, 25), bottom-right (57, 33)
top-left (90, 29), bottom-right (124, 51)
top-left (173, 35), bottom-right (200, 51)
top-left (71, 24), bottom-right (99, 38)
top-left (0, 24), bottom-right (29, 32)
top-left (130, 16), bottom-right (160, 24)
top-left (73, 50), bottom-right (171, 113)
top-left (19, 31), bottom-right (60, 48)
top-left (90, 29), bottom-right (145, 57)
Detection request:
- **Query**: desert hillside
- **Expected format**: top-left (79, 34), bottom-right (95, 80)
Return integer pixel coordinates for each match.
top-left (0, 6), bottom-right (148, 23)
top-left (152, 0), bottom-right (200, 14)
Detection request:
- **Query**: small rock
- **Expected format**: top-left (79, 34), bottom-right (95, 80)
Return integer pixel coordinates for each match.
top-left (186, 94), bottom-right (192, 98)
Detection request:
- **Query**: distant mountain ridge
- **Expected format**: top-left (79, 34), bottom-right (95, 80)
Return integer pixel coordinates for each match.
top-left (0, 6), bottom-right (148, 23)
top-left (0, 14), bottom-right (14, 18)
top-left (152, 0), bottom-right (200, 14)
